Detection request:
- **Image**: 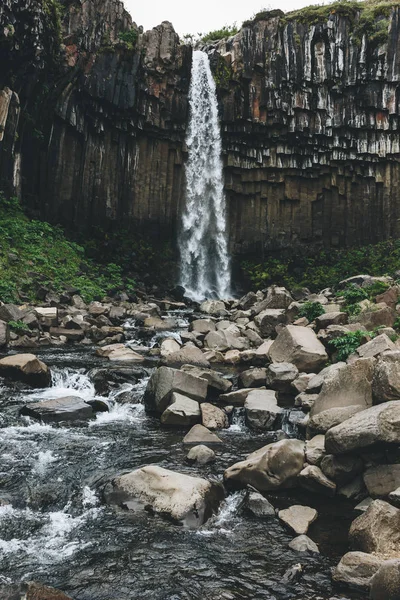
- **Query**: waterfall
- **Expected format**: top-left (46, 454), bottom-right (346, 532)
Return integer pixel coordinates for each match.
top-left (179, 50), bottom-right (231, 301)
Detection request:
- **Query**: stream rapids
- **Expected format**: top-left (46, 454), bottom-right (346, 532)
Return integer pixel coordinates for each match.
top-left (0, 310), bottom-right (362, 600)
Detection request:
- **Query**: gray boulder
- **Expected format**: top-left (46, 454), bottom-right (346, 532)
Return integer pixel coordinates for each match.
top-left (265, 362), bottom-right (299, 392)
top-left (308, 405), bottom-right (364, 435)
top-left (219, 388), bottom-right (257, 406)
top-left (200, 403), bottom-right (229, 430)
top-left (373, 351), bottom-right (400, 403)
top-left (349, 499), bottom-right (400, 555)
top-left (183, 424), bottom-right (223, 445)
top-left (246, 490), bottom-right (275, 517)
top-left (162, 345), bottom-right (210, 368)
top-left (239, 368), bottom-right (266, 388)
top-left (181, 365), bottom-right (232, 395)
top-left (320, 454), bottom-right (364, 485)
top-left (190, 319), bottom-right (216, 334)
top-left (104, 465), bottom-right (223, 527)
top-left (224, 439), bottom-right (305, 492)
top-left (0, 320), bottom-right (9, 347)
top-left (254, 309), bottom-right (286, 337)
top-left (160, 393), bottom-right (201, 427)
top-left (144, 367), bottom-right (208, 414)
top-left (289, 535), bottom-right (319, 553)
top-left (278, 505), bottom-right (318, 535)
top-left (370, 559), bottom-right (400, 600)
top-left (186, 445), bottom-right (216, 465)
top-left (325, 401), bottom-right (400, 454)
top-left (269, 326), bottom-right (328, 373)
top-left (333, 552), bottom-right (383, 591)
top-left (364, 465), bottom-right (400, 498)
top-left (244, 389), bottom-right (282, 430)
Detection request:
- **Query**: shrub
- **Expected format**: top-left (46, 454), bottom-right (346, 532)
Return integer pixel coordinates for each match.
top-left (298, 301), bottom-right (325, 321)
top-left (337, 284), bottom-right (369, 304)
top-left (8, 320), bottom-right (29, 334)
top-left (201, 24), bottom-right (239, 43)
top-left (118, 29), bottom-right (138, 50)
top-left (329, 330), bottom-right (368, 361)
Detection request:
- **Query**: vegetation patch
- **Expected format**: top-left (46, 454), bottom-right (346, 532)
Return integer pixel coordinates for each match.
top-left (329, 330), bottom-right (369, 361)
top-left (201, 24), bottom-right (239, 43)
top-left (241, 239), bottom-right (400, 292)
top-left (298, 301), bottom-right (325, 321)
top-left (118, 28), bottom-right (138, 50)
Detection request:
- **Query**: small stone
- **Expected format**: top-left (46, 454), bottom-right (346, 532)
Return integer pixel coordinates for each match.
top-left (183, 424), bottom-right (223, 445)
top-left (246, 491), bottom-right (275, 517)
top-left (278, 505), bottom-right (318, 535)
top-left (288, 535), bottom-right (319, 553)
top-left (186, 445), bottom-right (216, 465)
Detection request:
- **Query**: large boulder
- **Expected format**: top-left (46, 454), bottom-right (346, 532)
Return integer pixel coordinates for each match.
top-left (253, 286), bottom-right (293, 312)
top-left (308, 405), bottom-right (364, 435)
top-left (320, 454), bottom-right (363, 485)
top-left (370, 559), bottom-right (400, 600)
top-left (160, 393), bottom-right (201, 427)
top-left (244, 389), bottom-right (282, 430)
top-left (104, 465), bottom-right (224, 527)
top-left (224, 439), bottom-right (305, 492)
top-left (204, 331), bottom-right (229, 352)
top-left (200, 300), bottom-right (227, 316)
top-left (325, 401), bottom-right (400, 454)
top-left (373, 351), bottom-right (400, 403)
top-left (190, 319), bottom-right (216, 334)
top-left (288, 535), bottom-right (319, 553)
top-left (354, 303), bottom-right (396, 330)
top-left (239, 367), bottom-right (266, 388)
top-left (162, 345), bottom-right (210, 368)
top-left (307, 362), bottom-right (346, 393)
top-left (310, 358), bottom-right (374, 417)
top-left (265, 362), bottom-right (299, 392)
top-left (254, 309), bottom-right (286, 337)
top-left (349, 499), bottom-right (400, 555)
top-left (186, 445), bottom-right (216, 465)
top-left (219, 388), bottom-right (256, 406)
top-left (181, 365), bottom-right (232, 396)
top-left (333, 552), bottom-right (384, 591)
top-left (356, 334), bottom-right (396, 359)
top-left (0, 353), bottom-right (50, 387)
top-left (20, 396), bottom-right (94, 422)
top-left (269, 326), bottom-right (328, 373)
top-left (364, 465), bottom-right (400, 498)
top-left (144, 367), bottom-right (207, 414)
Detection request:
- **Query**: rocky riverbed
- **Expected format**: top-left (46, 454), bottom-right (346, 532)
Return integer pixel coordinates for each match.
top-left (1, 277), bottom-right (400, 599)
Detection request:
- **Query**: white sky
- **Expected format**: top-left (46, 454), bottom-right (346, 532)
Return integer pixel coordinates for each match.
top-left (123, 0), bottom-right (326, 36)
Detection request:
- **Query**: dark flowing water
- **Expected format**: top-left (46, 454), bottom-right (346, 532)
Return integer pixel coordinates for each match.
top-left (0, 317), bottom-right (363, 600)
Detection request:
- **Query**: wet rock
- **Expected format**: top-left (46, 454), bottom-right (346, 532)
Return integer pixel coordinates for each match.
top-left (254, 308), bottom-right (286, 337)
top-left (161, 393), bottom-right (201, 427)
top-left (200, 403), bottom-right (228, 430)
top-left (104, 465), bottom-right (224, 527)
top-left (269, 326), bottom-right (328, 373)
top-left (370, 559), bottom-right (400, 600)
top-left (186, 445), bottom-right (216, 465)
top-left (144, 366), bottom-right (208, 415)
top-left (20, 396), bottom-right (93, 422)
top-left (144, 316), bottom-right (175, 331)
top-left (349, 499), bottom-right (400, 556)
top-left (310, 358), bottom-right (374, 417)
top-left (289, 535), bottom-right (319, 553)
top-left (224, 439), bottom-right (305, 492)
top-left (219, 388), bottom-right (257, 406)
top-left (90, 366), bottom-right (148, 396)
top-left (265, 362), bottom-right (298, 392)
top-left (320, 454), bottom-right (364, 485)
top-left (388, 487), bottom-right (400, 507)
top-left (244, 389), bottom-right (282, 430)
top-left (246, 490), bottom-right (275, 517)
top-left (162, 345), bottom-right (210, 368)
top-left (298, 465), bottom-right (336, 496)
top-left (183, 424), bottom-right (223, 445)
top-left (239, 367), bottom-right (266, 388)
top-left (364, 465), bottom-right (400, 498)
top-left (96, 343), bottom-right (144, 363)
top-left (373, 351), bottom-right (400, 403)
top-left (278, 505), bottom-right (317, 535)
top-left (325, 401), bottom-right (400, 454)
top-left (0, 353), bottom-right (50, 387)
top-left (333, 552), bottom-right (384, 591)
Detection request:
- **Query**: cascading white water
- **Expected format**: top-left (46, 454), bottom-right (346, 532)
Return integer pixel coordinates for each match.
top-left (179, 50), bottom-right (231, 301)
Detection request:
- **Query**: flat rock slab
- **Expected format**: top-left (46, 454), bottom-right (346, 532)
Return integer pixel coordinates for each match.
top-left (20, 396), bottom-right (94, 422)
top-left (244, 389), bottom-right (282, 430)
top-left (288, 535), bottom-right (319, 553)
top-left (160, 393), bottom-right (200, 427)
top-left (96, 344), bottom-right (144, 363)
top-left (333, 552), bottom-right (384, 591)
top-left (0, 353), bottom-right (50, 388)
top-left (278, 505), bottom-right (318, 535)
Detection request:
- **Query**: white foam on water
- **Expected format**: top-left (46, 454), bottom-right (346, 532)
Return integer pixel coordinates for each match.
top-left (0, 497), bottom-right (102, 564)
top-left (32, 450), bottom-right (57, 476)
top-left (197, 491), bottom-right (245, 537)
top-left (89, 401), bottom-right (145, 427)
top-left (28, 368), bottom-right (96, 402)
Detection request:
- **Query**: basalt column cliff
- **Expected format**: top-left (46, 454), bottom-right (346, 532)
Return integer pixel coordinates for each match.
top-left (1, 0), bottom-right (400, 255)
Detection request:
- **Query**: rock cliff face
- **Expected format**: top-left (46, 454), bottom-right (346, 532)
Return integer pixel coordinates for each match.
top-left (1, 0), bottom-right (400, 257)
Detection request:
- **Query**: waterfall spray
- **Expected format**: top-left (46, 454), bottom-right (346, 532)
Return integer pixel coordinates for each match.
top-left (179, 50), bottom-right (231, 301)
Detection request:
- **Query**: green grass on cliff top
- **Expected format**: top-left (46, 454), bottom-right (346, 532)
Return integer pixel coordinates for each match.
top-left (0, 192), bottom-right (132, 304)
